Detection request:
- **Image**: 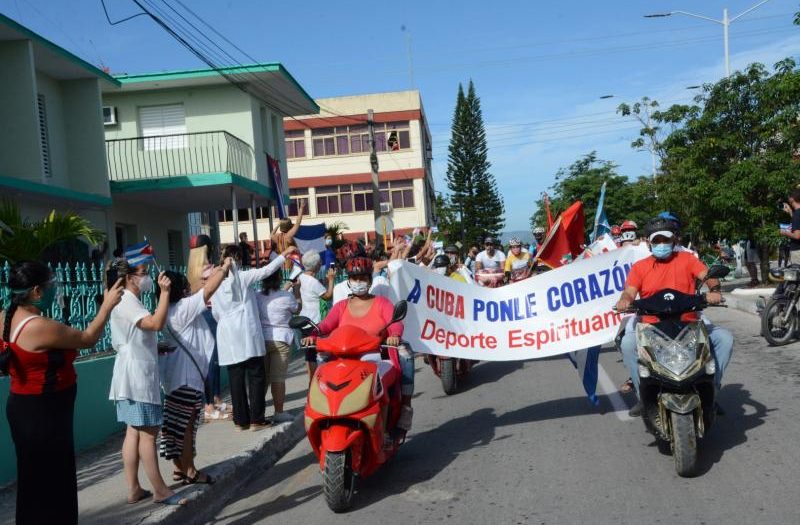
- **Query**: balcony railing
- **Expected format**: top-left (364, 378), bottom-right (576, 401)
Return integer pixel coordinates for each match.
top-left (105, 130), bottom-right (255, 182)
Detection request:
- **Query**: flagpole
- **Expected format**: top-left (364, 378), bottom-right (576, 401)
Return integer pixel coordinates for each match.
top-left (144, 235), bottom-right (162, 273)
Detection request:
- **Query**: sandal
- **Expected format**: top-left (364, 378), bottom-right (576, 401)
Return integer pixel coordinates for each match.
top-left (172, 470), bottom-right (186, 482)
top-left (126, 489), bottom-right (152, 505)
top-left (183, 471), bottom-right (215, 485)
top-left (619, 378), bottom-right (634, 394)
top-left (203, 409), bottom-right (230, 423)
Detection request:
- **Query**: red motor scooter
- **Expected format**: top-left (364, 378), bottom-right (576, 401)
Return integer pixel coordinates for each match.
top-left (290, 302), bottom-right (407, 512)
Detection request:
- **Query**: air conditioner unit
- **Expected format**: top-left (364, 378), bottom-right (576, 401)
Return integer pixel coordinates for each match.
top-left (380, 202), bottom-right (392, 214)
top-left (102, 106), bottom-right (117, 126)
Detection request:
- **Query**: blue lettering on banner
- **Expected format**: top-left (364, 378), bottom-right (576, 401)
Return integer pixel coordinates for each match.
top-left (546, 264), bottom-right (630, 313)
top-left (474, 293), bottom-right (539, 322)
top-left (407, 279), bottom-right (422, 304)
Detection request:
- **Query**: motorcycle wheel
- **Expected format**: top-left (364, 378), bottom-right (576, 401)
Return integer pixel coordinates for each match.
top-left (670, 412), bottom-right (698, 478)
top-left (762, 298), bottom-right (796, 346)
top-left (323, 451), bottom-right (355, 512)
top-left (440, 359), bottom-right (458, 395)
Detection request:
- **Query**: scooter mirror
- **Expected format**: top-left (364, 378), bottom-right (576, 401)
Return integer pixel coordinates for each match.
top-left (289, 316), bottom-right (313, 330)
top-left (391, 300), bottom-right (408, 323)
top-left (706, 264), bottom-right (730, 280)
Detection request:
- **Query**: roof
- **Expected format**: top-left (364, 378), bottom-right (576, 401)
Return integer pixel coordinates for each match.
top-left (110, 63), bottom-right (319, 115)
top-left (0, 13), bottom-right (120, 87)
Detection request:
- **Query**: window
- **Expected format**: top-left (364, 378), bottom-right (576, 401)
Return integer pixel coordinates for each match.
top-left (288, 188), bottom-right (308, 216)
top-left (36, 94), bottom-right (51, 178)
top-left (380, 180), bottom-right (415, 209)
top-left (285, 130), bottom-right (305, 159)
top-left (139, 104), bottom-right (187, 150)
top-left (315, 184), bottom-right (375, 215)
top-left (216, 208), bottom-right (250, 222)
top-left (309, 121), bottom-right (411, 157)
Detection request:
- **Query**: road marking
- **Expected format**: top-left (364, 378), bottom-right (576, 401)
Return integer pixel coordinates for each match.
top-left (597, 363), bottom-right (634, 421)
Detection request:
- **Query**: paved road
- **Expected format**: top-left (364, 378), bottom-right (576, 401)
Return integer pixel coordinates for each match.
top-left (203, 307), bottom-right (800, 525)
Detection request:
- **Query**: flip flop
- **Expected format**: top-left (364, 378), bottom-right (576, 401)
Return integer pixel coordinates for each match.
top-left (619, 378), bottom-right (634, 394)
top-left (126, 489), bottom-right (152, 505)
top-left (154, 493), bottom-right (188, 506)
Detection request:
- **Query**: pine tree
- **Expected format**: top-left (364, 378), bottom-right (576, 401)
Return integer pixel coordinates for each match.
top-left (445, 81), bottom-right (505, 244)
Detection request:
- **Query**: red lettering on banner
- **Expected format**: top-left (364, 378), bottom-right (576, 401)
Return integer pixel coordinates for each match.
top-left (425, 285), bottom-right (465, 320)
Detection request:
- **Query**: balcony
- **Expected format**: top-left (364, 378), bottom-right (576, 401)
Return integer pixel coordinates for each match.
top-left (105, 131), bottom-right (276, 212)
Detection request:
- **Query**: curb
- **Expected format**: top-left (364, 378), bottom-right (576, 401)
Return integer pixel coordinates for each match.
top-left (723, 295), bottom-right (760, 316)
top-left (146, 413), bottom-right (306, 525)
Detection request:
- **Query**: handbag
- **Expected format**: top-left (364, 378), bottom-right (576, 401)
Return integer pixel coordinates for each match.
top-left (165, 323), bottom-right (212, 401)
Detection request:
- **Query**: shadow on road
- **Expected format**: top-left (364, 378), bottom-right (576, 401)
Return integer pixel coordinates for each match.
top-left (696, 382), bottom-right (772, 475)
top-left (427, 360), bottom-right (525, 398)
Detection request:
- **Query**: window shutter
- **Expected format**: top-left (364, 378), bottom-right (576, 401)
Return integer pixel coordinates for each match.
top-left (37, 94), bottom-right (51, 178)
top-left (139, 104), bottom-right (187, 150)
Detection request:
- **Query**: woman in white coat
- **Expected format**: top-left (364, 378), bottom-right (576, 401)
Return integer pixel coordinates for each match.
top-left (212, 244), bottom-right (296, 431)
top-left (109, 262), bottom-right (186, 506)
top-left (159, 257), bottom-right (231, 485)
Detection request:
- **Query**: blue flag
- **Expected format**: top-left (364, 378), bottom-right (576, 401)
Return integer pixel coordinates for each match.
top-left (567, 346), bottom-right (601, 406)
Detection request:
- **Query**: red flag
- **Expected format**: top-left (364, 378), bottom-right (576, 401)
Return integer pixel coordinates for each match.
top-left (544, 193), bottom-right (555, 232)
top-left (536, 201), bottom-right (585, 268)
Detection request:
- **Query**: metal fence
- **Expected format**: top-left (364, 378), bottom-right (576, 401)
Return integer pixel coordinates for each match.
top-left (105, 130), bottom-right (255, 181)
top-left (0, 262), bottom-right (350, 358)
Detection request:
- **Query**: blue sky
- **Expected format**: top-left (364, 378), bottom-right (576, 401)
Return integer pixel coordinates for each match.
top-left (5, 0), bottom-right (799, 231)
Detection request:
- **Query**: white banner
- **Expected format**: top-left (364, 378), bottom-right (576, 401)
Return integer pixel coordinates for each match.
top-left (389, 245), bottom-right (650, 361)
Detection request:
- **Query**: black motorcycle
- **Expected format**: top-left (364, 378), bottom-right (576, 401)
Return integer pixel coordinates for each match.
top-left (619, 265), bottom-right (728, 477)
top-left (760, 265), bottom-right (800, 346)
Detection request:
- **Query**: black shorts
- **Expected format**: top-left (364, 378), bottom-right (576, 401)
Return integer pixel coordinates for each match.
top-left (305, 348), bottom-right (318, 363)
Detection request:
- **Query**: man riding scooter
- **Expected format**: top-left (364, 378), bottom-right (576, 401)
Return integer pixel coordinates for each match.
top-left (615, 216), bottom-right (734, 417)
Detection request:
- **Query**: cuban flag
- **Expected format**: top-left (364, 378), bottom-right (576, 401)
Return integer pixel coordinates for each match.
top-left (124, 241), bottom-right (155, 266)
top-left (267, 154), bottom-right (288, 219)
top-left (294, 223), bottom-right (327, 255)
top-left (567, 346), bottom-right (601, 406)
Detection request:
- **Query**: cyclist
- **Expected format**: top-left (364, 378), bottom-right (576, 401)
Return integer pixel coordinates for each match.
top-left (504, 237), bottom-right (532, 283)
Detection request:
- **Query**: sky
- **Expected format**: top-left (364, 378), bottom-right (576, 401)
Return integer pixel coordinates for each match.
top-left (5, 0), bottom-right (800, 232)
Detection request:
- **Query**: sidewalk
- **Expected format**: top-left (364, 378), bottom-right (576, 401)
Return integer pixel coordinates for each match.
top-left (0, 356), bottom-right (311, 525)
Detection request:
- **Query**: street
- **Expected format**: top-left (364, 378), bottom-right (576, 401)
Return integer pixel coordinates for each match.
top-left (201, 306), bottom-right (800, 525)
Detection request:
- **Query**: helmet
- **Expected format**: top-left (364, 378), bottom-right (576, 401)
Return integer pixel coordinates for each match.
top-left (620, 230), bottom-right (637, 242)
top-left (611, 225), bottom-right (622, 236)
top-left (644, 216), bottom-right (679, 240)
top-left (509, 237), bottom-right (522, 247)
top-left (533, 227), bottom-right (545, 235)
top-left (345, 257), bottom-right (373, 277)
top-left (620, 220), bottom-right (638, 232)
top-left (433, 254), bottom-right (450, 268)
top-left (445, 245), bottom-right (459, 254)
top-left (657, 211), bottom-right (681, 228)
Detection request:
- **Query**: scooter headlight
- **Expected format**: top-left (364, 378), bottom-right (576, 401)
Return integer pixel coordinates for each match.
top-left (640, 325), bottom-right (702, 377)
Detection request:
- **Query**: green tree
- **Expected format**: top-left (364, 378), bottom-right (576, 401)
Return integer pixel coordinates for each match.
top-left (445, 80), bottom-right (505, 244)
top-left (643, 60), bottom-right (800, 278)
top-left (0, 200), bottom-right (104, 264)
top-left (433, 193), bottom-right (461, 246)
top-left (530, 152), bottom-right (658, 236)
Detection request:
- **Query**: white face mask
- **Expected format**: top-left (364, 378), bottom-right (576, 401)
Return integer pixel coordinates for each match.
top-left (348, 280), bottom-right (369, 296)
top-left (434, 267), bottom-right (448, 275)
top-left (325, 238), bottom-right (332, 246)
top-left (135, 274), bottom-right (154, 293)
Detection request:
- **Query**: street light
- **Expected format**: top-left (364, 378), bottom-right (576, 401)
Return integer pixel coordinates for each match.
top-left (644, 0), bottom-right (772, 77)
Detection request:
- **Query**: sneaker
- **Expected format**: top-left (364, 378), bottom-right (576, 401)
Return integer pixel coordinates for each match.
top-left (628, 401), bottom-right (643, 417)
top-left (272, 412), bottom-right (294, 424)
top-left (397, 406), bottom-right (413, 431)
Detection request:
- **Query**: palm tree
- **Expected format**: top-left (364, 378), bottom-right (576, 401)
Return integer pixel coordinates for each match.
top-left (0, 200), bottom-right (105, 264)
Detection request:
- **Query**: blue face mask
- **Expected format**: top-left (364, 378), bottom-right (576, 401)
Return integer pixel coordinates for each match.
top-left (651, 243), bottom-right (674, 259)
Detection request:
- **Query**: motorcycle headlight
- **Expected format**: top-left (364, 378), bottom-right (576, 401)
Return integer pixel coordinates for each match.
top-left (784, 269), bottom-right (799, 281)
top-left (640, 324), bottom-right (702, 377)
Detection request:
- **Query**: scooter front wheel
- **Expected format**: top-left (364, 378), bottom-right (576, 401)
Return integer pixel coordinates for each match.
top-left (670, 411), bottom-right (698, 477)
top-left (323, 451), bottom-right (355, 512)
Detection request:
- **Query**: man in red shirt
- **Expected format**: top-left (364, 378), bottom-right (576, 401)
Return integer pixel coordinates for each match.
top-left (616, 216), bottom-right (733, 416)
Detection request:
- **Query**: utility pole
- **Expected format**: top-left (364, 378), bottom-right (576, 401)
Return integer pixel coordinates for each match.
top-left (368, 109), bottom-right (384, 251)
